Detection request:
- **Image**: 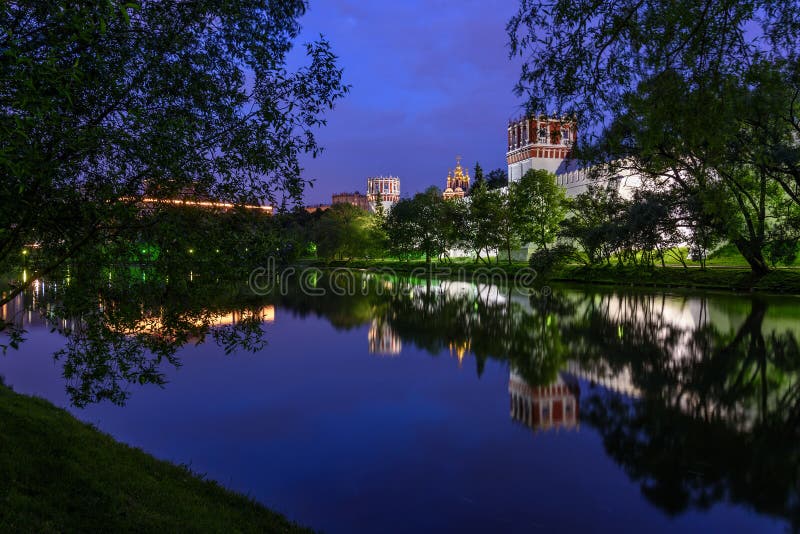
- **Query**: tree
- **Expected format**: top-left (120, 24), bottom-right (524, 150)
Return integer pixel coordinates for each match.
top-left (605, 74), bottom-right (792, 274)
top-left (508, 0), bottom-right (800, 274)
top-left (467, 180), bottom-right (502, 263)
top-left (0, 1), bottom-right (348, 304)
top-left (439, 197), bottom-right (471, 262)
top-left (508, 0), bottom-right (799, 134)
top-left (472, 162), bottom-right (485, 194)
top-left (314, 204), bottom-right (374, 261)
top-left (513, 169), bottom-right (567, 252)
top-left (486, 168), bottom-right (508, 190)
top-left (386, 187), bottom-right (446, 264)
top-left (487, 188), bottom-right (518, 265)
top-left (560, 185), bottom-right (628, 265)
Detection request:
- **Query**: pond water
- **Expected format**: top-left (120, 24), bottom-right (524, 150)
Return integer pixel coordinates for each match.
top-left (1, 273), bottom-right (798, 533)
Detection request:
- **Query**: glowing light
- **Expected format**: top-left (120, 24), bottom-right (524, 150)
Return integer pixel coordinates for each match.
top-left (128, 197), bottom-right (273, 213)
top-left (188, 248), bottom-right (194, 254)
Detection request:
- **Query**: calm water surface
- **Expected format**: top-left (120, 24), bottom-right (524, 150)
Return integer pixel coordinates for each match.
top-left (1, 274), bottom-right (798, 533)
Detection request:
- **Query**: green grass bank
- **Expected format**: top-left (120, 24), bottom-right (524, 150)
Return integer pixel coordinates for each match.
top-left (0, 383), bottom-right (309, 533)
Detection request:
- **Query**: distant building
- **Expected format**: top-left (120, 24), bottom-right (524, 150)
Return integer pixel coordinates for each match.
top-left (442, 156), bottom-right (470, 199)
top-left (305, 204), bottom-right (330, 213)
top-left (332, 191), bottom-right (370, 211)
top-left (367, 175), bottom-right (400, 212)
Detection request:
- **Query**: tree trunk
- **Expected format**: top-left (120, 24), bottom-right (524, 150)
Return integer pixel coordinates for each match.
top-left (733, 238), bottom-right (770, 275)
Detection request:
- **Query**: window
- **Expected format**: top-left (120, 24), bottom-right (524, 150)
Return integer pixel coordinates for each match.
top-left (538, 127), bottom-right (548, 144)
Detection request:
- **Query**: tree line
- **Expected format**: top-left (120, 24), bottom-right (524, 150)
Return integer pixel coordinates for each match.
top-left (308, 161), bottom-right (800, 275)
top-left (304, 166), bottom-right (564, 265)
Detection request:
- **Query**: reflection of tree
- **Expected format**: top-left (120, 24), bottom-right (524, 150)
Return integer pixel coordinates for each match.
top-left (275, 276), bottom-right (572, 386)
top-left (278, 279), bottom-right (800, 526)
top-left (6, 268), bottom-right (271, 407)
top-left (568, 294), bottom-right (800, 526)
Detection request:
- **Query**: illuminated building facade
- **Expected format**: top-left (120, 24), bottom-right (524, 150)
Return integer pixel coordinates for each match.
top-left (506, 114), bottom-right (642, 198)
top-left (367, 176), bottom-right (400, 203)
top-left (332, 191), bottom-right (371, 211)
top-left (442, 156), bottom-right (470, 199)
top-left (506, 115), bottom-right (577, 182)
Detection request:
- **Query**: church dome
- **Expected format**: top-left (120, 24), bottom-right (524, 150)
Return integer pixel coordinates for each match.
top-left (444, 187), bottom-right (454, 193)
top-left (454, 187), bottom-right (463, 192)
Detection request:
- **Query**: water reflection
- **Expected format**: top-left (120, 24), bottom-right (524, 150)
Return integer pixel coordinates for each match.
top-left (509, 369), bottom-right (580, 433)
top-left (273, 274), bottom-right (800, 527)
top-left (3, 270), bottom-right (799, 528)
top-left (368, 318), bottom-right (402, 356)
top-left (1, 272), bottom-right (273, 407)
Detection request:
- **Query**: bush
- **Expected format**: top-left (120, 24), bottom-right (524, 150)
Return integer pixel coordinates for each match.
top-left (528, 244), bottom-right (575, 278)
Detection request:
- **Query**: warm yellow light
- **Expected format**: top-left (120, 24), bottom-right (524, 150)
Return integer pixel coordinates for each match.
top-left (133, 197), bottom-right (273, 213)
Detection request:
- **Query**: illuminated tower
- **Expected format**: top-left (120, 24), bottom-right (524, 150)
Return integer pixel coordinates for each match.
top-left (367, 175), bottom-right (400, 211)
top-left (368, 318), bottom-right (402, 356)
top-left (506, 115), bottom-right (577, 183)
top-left (442, 156), bottom-right (470, 199)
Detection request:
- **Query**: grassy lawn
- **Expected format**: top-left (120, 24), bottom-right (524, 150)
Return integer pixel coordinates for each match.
top-left (0, 383), bottom-right (310, 533)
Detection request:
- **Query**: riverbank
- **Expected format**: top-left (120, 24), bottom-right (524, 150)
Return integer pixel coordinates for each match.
top-left (306, 259), bottom-right (800, 296)
top-left (549, 265), bottom-right (800, 295)
top-left (0, 382), bottom-right (309, 533)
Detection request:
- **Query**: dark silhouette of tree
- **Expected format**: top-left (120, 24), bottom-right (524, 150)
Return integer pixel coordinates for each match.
top-left (0, 1), bottom-right (348, 303)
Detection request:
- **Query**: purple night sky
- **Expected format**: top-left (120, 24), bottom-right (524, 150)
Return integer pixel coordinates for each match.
top-left (292, 0), bottom-right (525, 205)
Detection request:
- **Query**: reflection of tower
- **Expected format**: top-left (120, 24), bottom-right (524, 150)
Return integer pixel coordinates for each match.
top-left (442, 156), bottom-right (471, 199)
top-left (449, 339), bottom-right (471, 366)
top-left (509, 369), bottom-right (580, 433)
top-left (368, 318), bottom-right (402, 356)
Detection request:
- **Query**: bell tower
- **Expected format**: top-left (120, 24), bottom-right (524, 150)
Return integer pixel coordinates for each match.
top-left (506, 115), bottom-right (577, 183)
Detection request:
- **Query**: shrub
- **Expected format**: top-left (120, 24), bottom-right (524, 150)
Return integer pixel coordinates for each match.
top-left (528, 244), bottom-right (575, 278)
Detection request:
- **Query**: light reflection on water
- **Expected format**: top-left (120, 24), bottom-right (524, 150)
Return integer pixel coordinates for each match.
top-left (1, 274), bottom-right (798, 533)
